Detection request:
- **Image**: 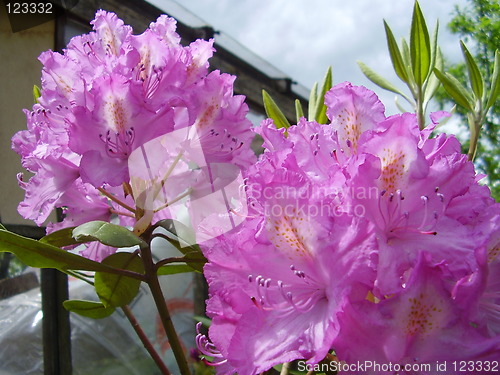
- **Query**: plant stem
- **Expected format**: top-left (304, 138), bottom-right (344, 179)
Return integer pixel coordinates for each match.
top-left (280, 362), bottom-right (291, 375)
top-left (141, 243), bottom-right (191, 375)
top-left (122, 305), bottom-right (171, 375)
top-left (98, 187), bottom-right (137, 214)
top-left (416, 87), bottom-right (426, 130)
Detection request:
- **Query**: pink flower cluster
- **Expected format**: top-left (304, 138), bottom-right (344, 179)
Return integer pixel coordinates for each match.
top-left (199, 83), bottom-right (500, 374)
top-left (12, 11), bottom-right (255, 260)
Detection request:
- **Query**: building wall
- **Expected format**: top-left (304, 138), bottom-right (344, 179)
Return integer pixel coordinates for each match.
top-left (0, 6), bottom-right (55, 225)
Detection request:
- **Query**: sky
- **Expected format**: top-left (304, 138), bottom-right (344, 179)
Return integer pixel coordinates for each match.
top-left (148, 0), bottom-right (469, 117)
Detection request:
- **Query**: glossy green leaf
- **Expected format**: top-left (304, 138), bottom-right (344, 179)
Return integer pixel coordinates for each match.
top-left (308, 82), bottom-right (318, 121)
top-left (33, 85), bottom-right (41, 103)
top-left (73, 221), bottom-right (146, 248)
top-left (358, 61), bottom-right (412, 104)
top-left (40, 226), bottom-right (79, 247)
top-left (486, 50), bottom-right (500, 110)
top-left (262, 90), bottom-right (290, 129)
top-left (94, 252), bottom-right (144, 308)
top-left (410, 1), bottom-right (431, 84)
top-left (63, 299), bottom-right (115, 319)
top-left (0, 228), bottom-right (121, 272)
top-left (154, 220), bottom-right (207, 272)
top-left (434, 68), bottom-right (475, 111)
top-left (461, 41), bottom-right (484, 99)
top-left (295, 99), bottom-right (304, 123)
top-left (384, 20), bottom-right (409, 83)
top-left (157, 264), bottom-right (194, 276)
top-left (313, 66), bottom-right (332, 123)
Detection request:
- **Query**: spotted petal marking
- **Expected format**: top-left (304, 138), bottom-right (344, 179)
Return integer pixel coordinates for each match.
top-left (379, 147), bottom-right (407, 193)
top-left (406, 293), bottom-right (444, 336)
top-left (266, 206), bottom-right (314, 261)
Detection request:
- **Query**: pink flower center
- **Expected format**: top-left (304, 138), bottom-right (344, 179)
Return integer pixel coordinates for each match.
top-left (379, 187), bottom-right (445, 237)
top-left (99, 127), bottom-right (135, 158)
top-left (248, 265), bottom-right (325, 314)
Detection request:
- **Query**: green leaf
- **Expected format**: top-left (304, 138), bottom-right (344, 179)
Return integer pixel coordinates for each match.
top-left (262, 90), bottom-right (290, 129)
top-left (295, 99), bottom-right (304, 123)
top-left (154, 220), bottom-right (207, 272)
top-left (194, 315), bottom-right (212, 328)
top-left (157, 264), bottom-right (194, 276)
top-left (428, 20), bottom-right (439, 75)
top-left (434, 68), bottom-right (475, 111)
top-left (40, 227), bottom-right (79, 248)
top-left (63, 299), bottom-right (115, 319)
top-left (0, 229), bottom-right (122, 272)
top-left (410, 1), bottom-right (431, 84)
top-left (461, 41), bottom-right (484, 99)
top-left (73, 221), bottom-right (146, 248)
top-left (423, 49), bottom-right (443, 109)
top-left (94, 252), bottom-right (144, 308)
top-left (308, 82), bottom-right (318, 121)
top-left (384, 20), bottom-right (409, 83)
top-left (313, 66), bottom-right (332, 123)
top-left (486, 50), bottom-right (500, 110)
top-left (33, 85), bottom-right (41, 103)
top-left (358, 61), bottom-right (413, 104)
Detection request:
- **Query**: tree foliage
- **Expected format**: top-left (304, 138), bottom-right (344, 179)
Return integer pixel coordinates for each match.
top-left (438, 0), bottom-right (500, 200)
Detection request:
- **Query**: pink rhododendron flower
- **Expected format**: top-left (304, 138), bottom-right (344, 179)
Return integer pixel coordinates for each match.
top-left (200, 82), bottom-right (500, 373)
top-left (12, 10), bottom-right (255, 261)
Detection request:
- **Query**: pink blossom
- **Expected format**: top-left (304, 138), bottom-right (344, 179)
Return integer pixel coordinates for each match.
top-left (12, 11), bottom-right (255, 261)
top-left (200, 82), bottom-right (500, 372)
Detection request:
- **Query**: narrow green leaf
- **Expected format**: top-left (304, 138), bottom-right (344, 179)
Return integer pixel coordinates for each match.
top-left (73, 221), bottom-right (146, 248)
top-left (428, 20), bottom-right (439, 74)
top-left (401, 39), bottom-right (417, 86)
top-left (410, 1), bottom-right (431, 84)
top-left (423, 73), bottom-right (441, 108)
top-left (384, 20), bottom-right (409, 83)
top-left (308, 82), bottom-right (318, 121)
top-left (194, 315), bottom-right (212, 328)
top-left (94, 252), bottom-right (144, 308)
top-left (33, 85), bottom-right (42, 103)
top-left (63, 299), bottom-right (115, 319)
top-left (395, 96), bottom-right (410, 113)
top-left (157, 264), bottom-right (194, 276)
top-left (262, 90), bottom-right (290, 129)
top-left (0, 229), bottom-right (121, 272)
top-left (314, 66), bottom-right (333, 123)
top-left (295, 99), bottom-right (304, 123)
top-left (486, 50), bottom-right (500, 110)
top-left (40, 227), bottom-right (79, 248)
top-left (461, 41), bottom-right (484, 100)
top-left (358, 61), bottom-right (413, 104)
top-left (423, 49), bottom-right (443, 105)
top-left (154, 220), bottom-right (207, 272)
top-left (434, 68), bottom-right (475, 111)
